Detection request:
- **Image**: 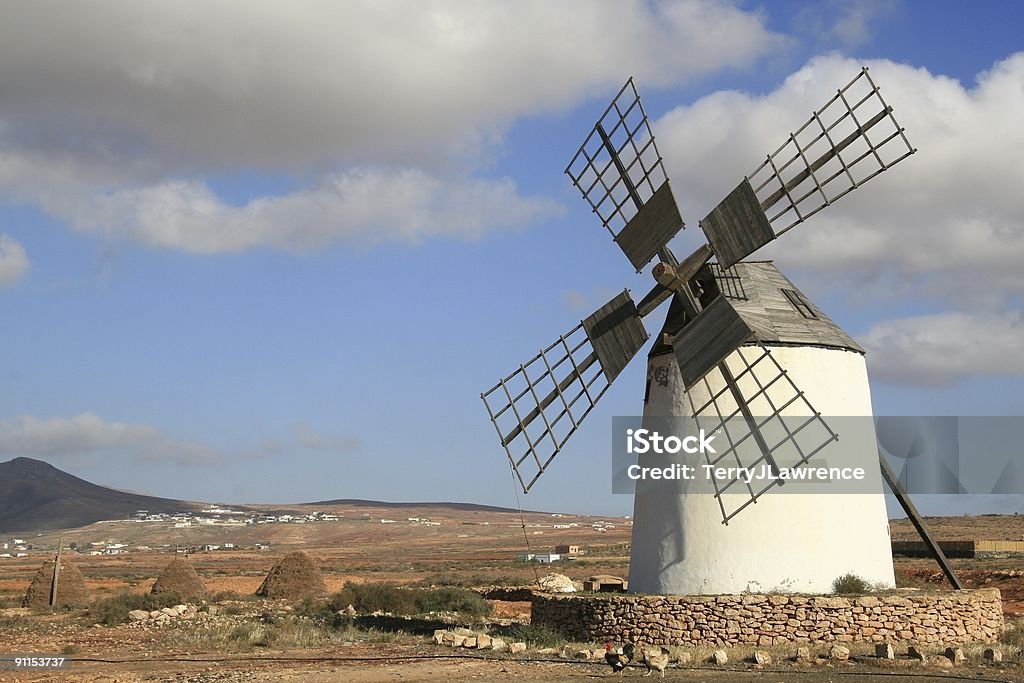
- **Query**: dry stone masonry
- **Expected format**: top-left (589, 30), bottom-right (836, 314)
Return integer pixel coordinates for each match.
top-left (531, 589), bottom-right (1003, 647)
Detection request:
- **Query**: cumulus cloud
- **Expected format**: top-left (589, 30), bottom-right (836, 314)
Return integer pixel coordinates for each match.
top-left (77, 170), bottom-right (559, 253)
top-left (0, 234), bottom-right (29, 285)
top-left (291, 422), bottom-right (361, 452)
top-left (0, 412), bottom-right (223, 464)
top-left (861, 311), bottom-right (1024, 386)
top-left (0, 1), bottom-right (784, 171)
top-left (656, 53), bottom-right (1024, 305)
top-left (0, 1), bottom-right (786, 254)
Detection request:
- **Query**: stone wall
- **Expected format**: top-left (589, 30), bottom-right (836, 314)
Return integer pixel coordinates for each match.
top-left (531, 589), bottom-right (1003, 647)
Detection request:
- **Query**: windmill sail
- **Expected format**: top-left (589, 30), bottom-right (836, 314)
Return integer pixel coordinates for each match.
top-left (667, 262), bottom-right (857, 523)
top-left (701, 67), bottom-right (916, 269)
top-left (482, 291), bottom-right (648, 492)
top-left (684, 341), bottom-right (839, 524)
top-left (565, 78), bottom-right (685, 271)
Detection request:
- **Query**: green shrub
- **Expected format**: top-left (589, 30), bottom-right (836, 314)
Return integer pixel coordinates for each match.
top-left (499, 623), bottom-right (566, 648)
top-left (1001, 620), bottom-right (1024, 647)
top-left (414, 587), bottom-right (490, 617)
top-left (294, 597), bottom-right (354, 629)
top-left (90, 591), bottom-right (183, 625)
top-left (832, 573), bottom-right (871, 594)
top-left (330, 583), bottom-right (417, 615)
top-left (311, 583), bottom-right (492, 620)
top-left (228, 622), bottom-right (277, 648)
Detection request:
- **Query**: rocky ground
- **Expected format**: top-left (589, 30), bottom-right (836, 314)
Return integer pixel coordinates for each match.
top-left (1, 597), bottom-right (1022, 683)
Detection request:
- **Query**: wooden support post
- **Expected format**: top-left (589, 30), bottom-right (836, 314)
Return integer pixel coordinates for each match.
top-left (878, 452), bottom-right (963, 590)
top-left (49, 538), bottom-right (62, 608)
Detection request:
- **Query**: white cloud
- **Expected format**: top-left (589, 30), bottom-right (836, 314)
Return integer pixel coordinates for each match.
top-left (0, 1), bottom-right (784, 171)
top-left (0, 412), bottom-right (223, 464)
top-left (656, 53), bottom-right (1024, 305)
top-left (291, 422), bottom-right (361, 452)
top-left (0, 234), bottom-right (29, 285)
top-left (861, 311), bottom-right (1024, 386)
top-left (77, 170), bottom-right (560, 254)
top-left (0, 1), bottom-right (784, 254)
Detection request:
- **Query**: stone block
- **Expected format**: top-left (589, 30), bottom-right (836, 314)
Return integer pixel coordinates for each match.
top-left (828, 645), bottom-right (850, 661)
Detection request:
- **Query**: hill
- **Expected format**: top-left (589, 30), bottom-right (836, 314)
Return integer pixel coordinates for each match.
top-left (0, 458), bottom-right (546, 534)
top-left (0, 457), bottom-right (201, 533)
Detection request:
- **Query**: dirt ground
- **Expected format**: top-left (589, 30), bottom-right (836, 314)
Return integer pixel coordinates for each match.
top-left (2, 640), bottom-right (1022, 683)
top-left (2, 511), bottom-right (1023, 681)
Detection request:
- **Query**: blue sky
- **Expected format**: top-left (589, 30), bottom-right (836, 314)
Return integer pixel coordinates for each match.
top-left (0, 1), bottom-right (1022, 516)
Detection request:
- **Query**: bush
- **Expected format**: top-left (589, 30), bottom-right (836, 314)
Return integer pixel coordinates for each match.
top-left (228, 622), bottom-right (277, 648)
top-left (330, 583), bottom-right (417, 615)
top-left (294, 597), bottom-right (354, 629)
top-left (90, 591), bottom-right (183, 625)
top-left (1001, 620), bottom-right (1024, 647)
top-left (832, 573), bottom-right (871, 594)
top-left (310, 583), bottom-right (492, 620)
top-left (498, 623), bottom-right (566, 648)
top-left (414, 587), bottom-right (491, 617)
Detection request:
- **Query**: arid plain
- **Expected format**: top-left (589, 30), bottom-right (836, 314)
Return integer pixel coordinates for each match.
top-left (1, 505), bottom-right (1023, 682)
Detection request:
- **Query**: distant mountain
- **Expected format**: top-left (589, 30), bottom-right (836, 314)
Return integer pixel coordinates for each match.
top-left (0, 457), bottom-right (200, 533)
top-left (0, 457), bottom-right (556, 535)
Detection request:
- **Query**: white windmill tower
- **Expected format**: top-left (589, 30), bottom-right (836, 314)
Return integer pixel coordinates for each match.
top-left (481, 69), bottom-right (962, 595)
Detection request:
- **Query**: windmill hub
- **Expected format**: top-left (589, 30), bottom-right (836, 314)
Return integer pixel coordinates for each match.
top-left (480, 69), bottom-right (955, 596)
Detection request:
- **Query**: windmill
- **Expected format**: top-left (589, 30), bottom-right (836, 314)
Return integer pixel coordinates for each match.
top-left (481, 69), bottom-right (961, 594)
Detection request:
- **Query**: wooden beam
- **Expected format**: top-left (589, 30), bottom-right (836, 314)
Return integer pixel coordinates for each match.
top-left (878, 452), bottom-right (963, 590)
top-left (761, 107), bottom-right (891, 212)
top-left (652, 243), bottom-right (713, 292)
top-left (500, 353), bottom-right (599, 447)
top-left (50, 538), bottom-right (62, 608)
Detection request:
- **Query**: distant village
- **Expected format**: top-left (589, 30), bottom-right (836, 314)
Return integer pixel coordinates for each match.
top-left (1, 507), bottom-right (629, 558)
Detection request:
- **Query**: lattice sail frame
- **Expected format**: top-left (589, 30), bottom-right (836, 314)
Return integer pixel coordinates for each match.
top-left (482, 322), bottom-right (606, 493)
top-left (686, 341), bottom-right (839, 524)
top-left (482, 291), bottom-right (648, 493)
top-left (701, 67), bottom-right (916, 269)
top-left (565, 78), bottom-right (683, 271)
top-left (749, 67), bottom-right (915, 236)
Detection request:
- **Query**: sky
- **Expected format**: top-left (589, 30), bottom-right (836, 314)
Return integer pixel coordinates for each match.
top-left (1, 1), bottom-right (1022, 517)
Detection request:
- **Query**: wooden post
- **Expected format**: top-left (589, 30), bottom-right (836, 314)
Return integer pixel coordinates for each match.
top-left (49, 538), bottom-right (62, 608)
top-left (878, 453), bottom-right (963, 589)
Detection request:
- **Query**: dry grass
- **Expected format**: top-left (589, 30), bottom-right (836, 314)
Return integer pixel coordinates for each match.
top-left (166, 616), bottom-right (419, 652)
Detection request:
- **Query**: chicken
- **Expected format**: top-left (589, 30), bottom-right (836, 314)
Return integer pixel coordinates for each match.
top-left (639, 645), bottom-right (671, 678)
top-left (604, 641), bottom-right (635, 676)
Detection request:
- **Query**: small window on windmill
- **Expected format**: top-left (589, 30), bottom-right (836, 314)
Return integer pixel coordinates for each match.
top-left (781, 288), bottom-right (818, 319)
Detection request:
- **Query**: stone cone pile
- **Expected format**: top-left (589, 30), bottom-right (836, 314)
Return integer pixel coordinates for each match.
top-left (22, 559), bottom-right (89, 608)
top-left (152, 557), bottom-right (206, 600)
top-left (256, 551), bottom-right (326, 600)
